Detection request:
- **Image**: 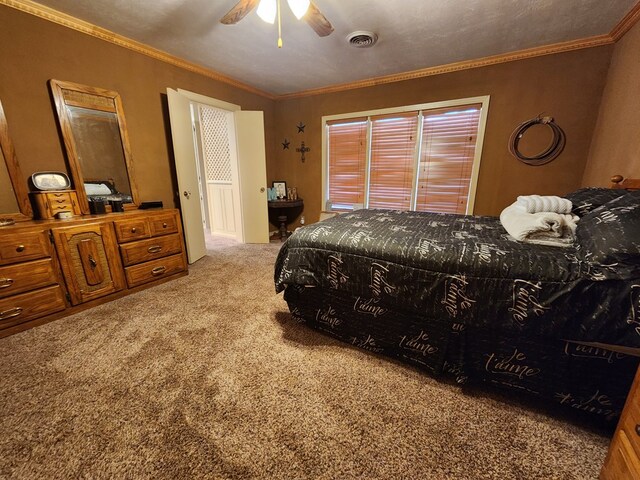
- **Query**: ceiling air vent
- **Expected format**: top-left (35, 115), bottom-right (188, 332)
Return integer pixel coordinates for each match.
top-left (347, 31), bottom-right (378, 48)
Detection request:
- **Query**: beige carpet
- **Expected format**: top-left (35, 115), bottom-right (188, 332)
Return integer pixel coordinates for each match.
top-left (0, 237), bottom-right (610, 479)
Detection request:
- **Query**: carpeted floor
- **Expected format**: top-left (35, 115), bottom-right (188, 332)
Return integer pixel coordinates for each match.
top-left (0, 236), bottom-right (611, 479)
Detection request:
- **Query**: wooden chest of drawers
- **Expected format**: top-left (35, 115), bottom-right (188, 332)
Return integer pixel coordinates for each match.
top-left (601, 365), bottom-right (640, 479)
top-left (114, 211), bottom-right (186, 288)
top-left (0, 209), bottom-right (188, 338)
top-left (30, 190), bottom-right (82, 219)
top-left (113, 211), bottom-right (179, 243)
top-left (0, 226), bottom-right (66, 332)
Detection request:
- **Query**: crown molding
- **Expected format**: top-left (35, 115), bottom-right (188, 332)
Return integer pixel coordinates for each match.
top-left (0, 0), bottom-right (276, 100)
top-left (277, 34), bottom-right (614, 100)
top-left (2, 0), bottom-right (639, 101)
top-left (610, 1), bottom-right (640, 41)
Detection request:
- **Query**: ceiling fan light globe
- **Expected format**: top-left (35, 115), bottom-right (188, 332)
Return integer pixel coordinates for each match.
top-left (257, 0), bottom-right (277, 24)
top-left (287, 0), bottom-right (310, 19)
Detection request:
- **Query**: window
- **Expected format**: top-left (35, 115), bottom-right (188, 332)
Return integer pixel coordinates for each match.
top-left (326, 118), bottom-right (367, 210)
top-left (369, 112), bottom-right (418, 210)
top-left (323, 96), bottom-right (489, 214)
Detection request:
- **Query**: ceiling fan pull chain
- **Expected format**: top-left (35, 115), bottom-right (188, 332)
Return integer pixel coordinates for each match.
top-left (277, 0), bottom-right (283, 48)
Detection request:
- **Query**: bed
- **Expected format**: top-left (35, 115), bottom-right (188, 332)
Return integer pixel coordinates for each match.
top-left (274, 177), bottom-right (640, 423)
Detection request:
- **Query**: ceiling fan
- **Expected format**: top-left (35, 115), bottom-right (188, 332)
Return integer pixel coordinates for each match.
top-left (220, 0), bottom-right (334, 47)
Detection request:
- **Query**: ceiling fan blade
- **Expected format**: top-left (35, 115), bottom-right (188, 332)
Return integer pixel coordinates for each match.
top-left (220, 0), bottom-right (260, 25)
top-left (304, 2), bottom-right (334, 37)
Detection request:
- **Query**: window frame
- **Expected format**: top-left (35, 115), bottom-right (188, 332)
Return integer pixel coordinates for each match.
top-left (321, 95), bottom-right (490, 214)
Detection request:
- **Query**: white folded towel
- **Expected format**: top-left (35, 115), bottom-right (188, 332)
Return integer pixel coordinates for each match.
top-left (500, 203), bottom-right (579, 247)
top-left (516, 195), bottom-right (572, 214)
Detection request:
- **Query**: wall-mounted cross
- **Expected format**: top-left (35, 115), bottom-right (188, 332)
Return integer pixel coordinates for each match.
top-left (296, 141), bottom-right (310, 162)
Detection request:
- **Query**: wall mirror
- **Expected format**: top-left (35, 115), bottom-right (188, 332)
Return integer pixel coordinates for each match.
top-left (0, 99), bottom-right (33, 222)
top-left (49, 79), bottom-right (139, 214)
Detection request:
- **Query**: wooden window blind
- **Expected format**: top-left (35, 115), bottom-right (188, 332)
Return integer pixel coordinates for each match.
top-left (368, 112), bottom-right (418, 210)
top-left (415, 105), bottom-right (482, 214)
top-left (327, 119), bottom-right (367, 210)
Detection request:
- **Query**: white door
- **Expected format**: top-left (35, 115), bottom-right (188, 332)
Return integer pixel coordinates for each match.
top-left (197, 105), bottom-right (239, 239)
top-left (234, 111), bottom-right (269, 243)
top-left (166, 88), bottom-right (206, 264)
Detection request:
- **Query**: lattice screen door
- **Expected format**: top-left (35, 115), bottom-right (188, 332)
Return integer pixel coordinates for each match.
top-left (197, 105), bottom-right (238, 237)
top-left (199, 106), bottom-right (233, 183)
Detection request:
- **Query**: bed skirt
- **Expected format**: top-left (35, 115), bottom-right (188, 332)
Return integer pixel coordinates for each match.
top-left (283, 285), bottom-right (639, 425)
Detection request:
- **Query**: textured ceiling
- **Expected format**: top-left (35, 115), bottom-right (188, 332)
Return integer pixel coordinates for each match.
top-left (30, 0), bottom-right (637, 95)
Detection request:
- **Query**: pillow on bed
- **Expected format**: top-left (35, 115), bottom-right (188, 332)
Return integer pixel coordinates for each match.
top-left (576, 192), bottom-right (640, 274)
top-left (563, 187), bottom-right (630, 216)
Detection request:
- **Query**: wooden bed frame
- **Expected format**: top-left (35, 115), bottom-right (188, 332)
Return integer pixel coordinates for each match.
top-left (611, 174), bottom-right (640, 190)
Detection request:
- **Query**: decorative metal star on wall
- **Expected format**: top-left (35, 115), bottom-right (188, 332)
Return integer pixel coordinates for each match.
top-left (282, 138), bottom-right (290, 150)
top-left (297, 122), bottom-right (306, 133)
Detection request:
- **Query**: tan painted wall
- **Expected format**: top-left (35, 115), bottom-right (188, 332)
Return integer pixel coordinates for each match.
top-left (582, 21), bottom-right (640, 187)
top-left (0, 6), bottom-right (276, 210)
top-left (0, 4), bottom-right (620, 229)
top-left (272, 47), bottom-right (613, 226)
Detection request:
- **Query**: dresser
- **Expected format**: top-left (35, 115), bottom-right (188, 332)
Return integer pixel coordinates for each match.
top-left (0, 225), bottom-right (66, 330)
top-left (601, 365), bottom-right (640, 479)
top-left (0, 209), bottom-right (187, 338)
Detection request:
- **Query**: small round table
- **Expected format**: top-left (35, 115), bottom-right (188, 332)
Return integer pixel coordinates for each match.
top-left (268, 199), bottom-right (304, 241)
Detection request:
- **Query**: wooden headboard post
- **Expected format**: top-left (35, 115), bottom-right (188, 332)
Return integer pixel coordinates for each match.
top-left (610, 175), bottom-right (640, 190)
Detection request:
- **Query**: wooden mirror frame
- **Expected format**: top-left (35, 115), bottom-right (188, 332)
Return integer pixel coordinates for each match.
top-left (0, 99), bottom-right (33, 222)
top-left (49, 79), bottom-right (140, 214)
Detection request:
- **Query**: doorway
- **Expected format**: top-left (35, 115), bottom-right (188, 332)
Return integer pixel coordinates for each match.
top-left (166, 89), bottom-right (269, 264)
top-left (192, 103), bottom-right (240, 241)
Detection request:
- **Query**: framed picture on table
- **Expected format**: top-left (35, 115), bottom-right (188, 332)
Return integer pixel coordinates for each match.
top-left (273, 181), bottom-right (287, 199)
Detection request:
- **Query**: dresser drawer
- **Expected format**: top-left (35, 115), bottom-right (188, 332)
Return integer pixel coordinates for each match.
top-left (49, 192), bottom-right (74, 210)
top-left (120, 234), bottom-right (183, 267)
top-left (113, 218), bottom-right (150, 243)
top-left (124, 253), bottom-right (186, 288)
top-left (149, 213), bottom-right (179, 237)
top-left (0, 230), bottom-right (50, 265)
top-left (620, 393), bottom-right (640, 459)
top-left (0, 285), bottom-right (66, 330)
top-left (49, 191), bottom-right (73, 202)
top-left (50, 201), bottom-right (75, 212)
top-left (0, 258), bottom-right (58, 299)
top-left (602, 429), bottom-right (640, 480)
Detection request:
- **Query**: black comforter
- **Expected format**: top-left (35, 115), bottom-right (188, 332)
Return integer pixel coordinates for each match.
top-left (274, 208), bottom-right (640, 422)
top-left (276, 209), bottom-right (638, 347)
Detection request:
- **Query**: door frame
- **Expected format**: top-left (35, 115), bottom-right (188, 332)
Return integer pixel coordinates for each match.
top-left (169, 90), bottom-right (246, 248)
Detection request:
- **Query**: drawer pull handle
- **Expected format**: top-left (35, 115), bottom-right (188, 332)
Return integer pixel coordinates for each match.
top-left (636, 424), bottom-right (640, 436)
top-left (148, 245), bottom-right (162, 254)
top-left (54, 193), bottom-right (64, 197)
top-left (15, 245), bottom-right (25, 253)
top-left (56, 199), bottom-right (65, 203)
top-left (162, 222), bottom-right (168, 228)
top-left (0, 307), bottom-right (23, 321)
top-left (151, 266), bottom-right (166, 276)
top-left (0, 278), bottom-right (14, 289)
top-left (131, 227), bottom-right (137, 233)
top-left (88, 254), bottom-right (98, 269)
